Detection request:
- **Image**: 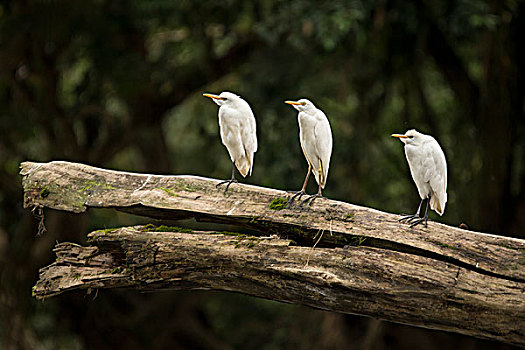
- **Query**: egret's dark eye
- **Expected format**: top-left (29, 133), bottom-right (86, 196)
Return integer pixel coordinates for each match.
top-left (409, 135), bottom-right (414, 139)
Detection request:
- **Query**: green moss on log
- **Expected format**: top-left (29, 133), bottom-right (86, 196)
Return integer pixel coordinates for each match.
top-left (141, 224), bottom-right (193, 234)
top-left (156, 187), bottom-right (178, 197)
top-left (269, 197), bottom-right (287, 210)
top-left (39, 187), bottom-right (50, 198)
top-left (80, 180), bottom-right (116, 191)
top-left (92, 228), bottom-right (119, 235)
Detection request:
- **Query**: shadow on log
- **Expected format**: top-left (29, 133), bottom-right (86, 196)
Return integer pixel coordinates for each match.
top-left (21, 161), bottom-right (525, 346)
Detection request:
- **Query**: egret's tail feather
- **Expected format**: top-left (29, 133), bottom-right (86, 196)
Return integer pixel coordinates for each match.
top-left (235, 156), bottom-right (251, 178)
top-left (430, 195), bottom-right (446, 216)
top-left (248, 150), bottom-right (254, 176)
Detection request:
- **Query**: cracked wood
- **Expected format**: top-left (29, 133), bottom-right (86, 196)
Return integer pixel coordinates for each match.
top-left (20, 161), bottom-right (525, 283)
top-left (33, 226), bottom-right (525, 346)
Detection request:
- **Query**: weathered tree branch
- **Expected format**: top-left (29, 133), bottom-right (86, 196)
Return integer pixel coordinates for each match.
top-left (34, 226), bottom-right (525, 346)
top-left (21, 161), bottom-right (525, 346)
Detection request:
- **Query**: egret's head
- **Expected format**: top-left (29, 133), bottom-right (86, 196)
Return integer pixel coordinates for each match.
top-left (285, 98), bottom-right (316, 113)
top-left (203, 91), bottom-right (239, 107)
top-left (391, 129), bottom-right (423, 145)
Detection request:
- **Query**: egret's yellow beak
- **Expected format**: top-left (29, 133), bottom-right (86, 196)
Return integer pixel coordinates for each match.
top-left (285, 101), bottom-right (304, 105)
top-left (391, 134), bottom-right (409, 139)
top-left (203, 93), bottom-right (225, 100)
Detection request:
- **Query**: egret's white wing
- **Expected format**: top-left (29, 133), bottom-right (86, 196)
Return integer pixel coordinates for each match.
top-left (427, 139), bottom-right (447, 215)
top-left (405, 145), bottom-right (431, 201)
top-left (239, 107), bottom-right (257, 176)
top-left (247, 112), bottom-right (258, 152)
top-left (298, 112), bottom-right (318, 171)
top-left (313, 117), bottom-right (333, 188)
top-left (421, 144), bottom-right (437, 184)
top-left (218, 107), bottom-right (247, 175)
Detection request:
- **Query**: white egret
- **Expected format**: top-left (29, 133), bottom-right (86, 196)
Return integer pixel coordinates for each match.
top-left (203, 92), bottom-right (257, 192)
top-left (285, 99), bottom-right (333, 205)
top-left (392, 129), bottom-right (447, 227)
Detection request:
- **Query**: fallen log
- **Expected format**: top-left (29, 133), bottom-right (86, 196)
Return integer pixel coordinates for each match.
top-left (21, 161), bottom-right (525, 346)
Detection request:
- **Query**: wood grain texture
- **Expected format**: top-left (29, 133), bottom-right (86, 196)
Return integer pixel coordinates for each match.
top-left (33, 226), bottom-right (525, 346)
top-left (21, 161), bottom-right (525, 345)
top-left (21, 161), bottom-right (525, 282)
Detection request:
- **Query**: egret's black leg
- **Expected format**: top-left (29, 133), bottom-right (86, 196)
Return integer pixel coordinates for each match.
top-left (409, 196), bottom-right (431, 228)
top-left (424, 197), bottom-right (430, 227)
top-left (302, 184), bottom-right (323, 206)
top-left (287, 165), bottom-right (311, 207)
top-left (216, 161), bottom-right (238, 193)
top-left (399, 199), bottom-right (424, 223)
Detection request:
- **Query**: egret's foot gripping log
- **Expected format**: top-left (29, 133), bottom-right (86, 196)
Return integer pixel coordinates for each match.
top-left (408, 217), bottom-right (428, 228)
top-left (286, 190), bottom-right (306, 207)
top-left (398, 214), bottom-right (422, 223)
top-left (216, 179), bottom-right (238, 193)
top-left (302, 193), bottom-right (322, 206)
top-left (399, 197), bottom-right (430, 228)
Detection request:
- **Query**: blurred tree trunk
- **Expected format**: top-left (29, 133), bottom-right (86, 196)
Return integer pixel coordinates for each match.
top-left (477, 0), bottom-right (518, 235)
top-left (422, 1), bottom-right (524, 236)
